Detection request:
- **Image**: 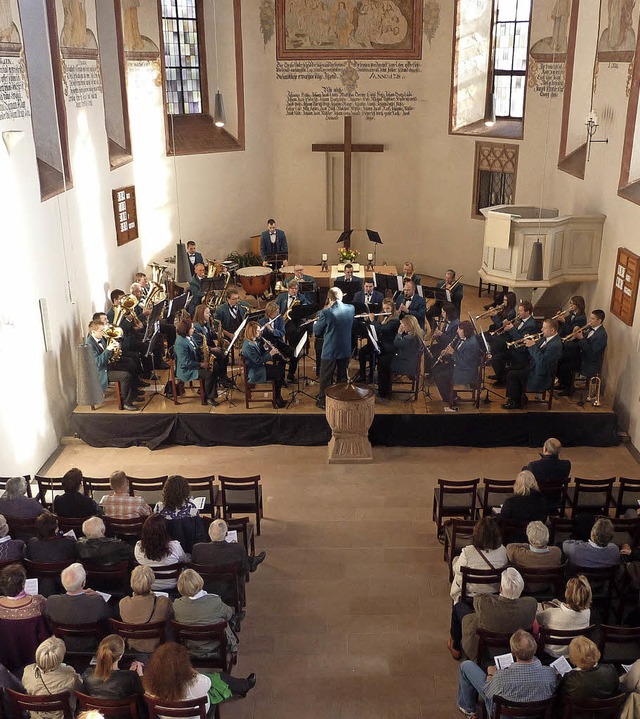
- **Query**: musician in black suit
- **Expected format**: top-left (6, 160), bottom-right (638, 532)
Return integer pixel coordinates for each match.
top-left (401, 262), bottom-right (421, 287)
top-left (186, 241), bottom-right (204, 275)
top-left (353, 279), bottom-right (384, 309)
top-left (576, 310), bottom-right (608, 379)
top-left (354, 299), bottom-right (398, 383)
top-left (523, 438), bottom-right (571, 511)
top-left (188, 263), bottom-right (207, 316)
top-left (260, 219), bottom-right (288, 265)
top-left (276, 281), bottom-right (311, 382)
top-left (489, 300), bottom-right (538, 386)
top-left (426, 269), bottom-right (463, 329)
top-left (336, 263), bottom-right (363, 294)
top-left (395, 281), bottom-right (426, 327)
top-left (214, 289), bottom-right (249, 341)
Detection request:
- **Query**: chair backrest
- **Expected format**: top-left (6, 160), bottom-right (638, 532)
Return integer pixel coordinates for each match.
top-left (5, 515), bottom-right (38, 540)
top-left (218, 475), bottom-right (261, 506)
top-left (128, 477), bottom-right (169, 508)
top-left (34, 475), bottom-right (65, 510)
top-left (148, 563), bottom-right (183, 585)
top-left (0, 476), bottom-right (32, 497)
top-left (615, 477), bottom-right (640, 517)
top-left (6, 689), bottom-right (74, 719)
top-left (547, 517), bottom-right (573, 547)
top-left (607, 516), bottom-right (640, 549)
top-left (55, 516), bottom-right (87, 536)
top-left (188, 562), bottom-right (242, 614)
top-left (144, 694), bottom-right (207, 719)
top-left (109, 618), bottom-right (166, 646)
top-left (517, 563), bottom-right (566, 601)
top-left (103, 515), bottom-right (145, 541)
top-left (493, 695), bottom-right (555, 719)
top-left (49, 620), bottom-right (109, 646)
top-left (598, 624), bottom-right (640, 665)
top-left (75, 690), bottom-right (140, 719)
top-left (570, 564), bottom-right (617, 601)
top-left (183, 476), bottom-right (217, 514)
top-left (170, 619), bottom-right (233, 672)
top-left (227, 517), bottom-right (253, 557)
top-left (460, 566), bottom-right (503, 602)
top-left (81, 560), bottom-right (130, 595)
top-left (83, 477), bottom-right (114, 500)
top-left (572, 477), bottom-right (616, 513)
top-left (24, 558), bottom-right (74, 579)
top-left (480, 478), bottom-right (515, 517)
top-left (445, 519), bottom-right (476, 581)
top-left (537, 478), bottom-right (569, 514)
top-left (434, 478), bottom-right (480, 534)
top-left (560, 693), bottom-right (626, 719)
top-left (538, 623), bottom-right (598, 651)
top-left (475, 628), bottom-right (513, 666)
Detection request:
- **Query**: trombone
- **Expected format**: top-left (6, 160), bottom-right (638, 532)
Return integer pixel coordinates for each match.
top-left (506, 332), bottom-right (542, 349)
top-left (445, 275), bottom-right (463, 292)
top-left (476, 298), bottom-right (507, 320)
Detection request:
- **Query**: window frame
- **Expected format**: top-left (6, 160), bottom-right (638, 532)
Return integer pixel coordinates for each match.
top-left (471, 140), bottom-right (519, 219)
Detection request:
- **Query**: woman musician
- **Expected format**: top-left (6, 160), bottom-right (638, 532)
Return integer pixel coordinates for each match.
top-left (377, 314), bottom-right (424, 399)
top-left (555, 295), bottom-right (587, 393)
top-left (485, 291), bottom-right (517, 334)
top-left (192, 305), bottom-right (231, 388)
top-left (174, 319), bottom-right (221, 407)
top-left (241, 321), bottom-right (287, 408)
top-left (556, 295), bottom-right (586, 337)
top-left (432, 321), bottom-right (481, 412)
top-left (259, 301), bottom-right (295, 367)
top-left (354, 298), bottom-right (399, 384)
top-left (429, 303), bottom-right (460, 358)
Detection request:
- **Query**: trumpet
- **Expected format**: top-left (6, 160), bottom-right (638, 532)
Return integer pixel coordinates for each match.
top-left (506, 333), bottom-right (542, 349)
top-left (476, 299), bottom-right (507, 320)
top-left (550, 308), bottom-right (569, 321)
top-left (561, 323), bottom-right (591, 343)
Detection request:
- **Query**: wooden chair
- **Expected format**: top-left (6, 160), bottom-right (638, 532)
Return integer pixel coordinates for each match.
top-left (547, 517), bottom-right (573, 547)
top-left (537, 478), bottom-right (569, 517)
top-left (521, 386), bottom-right (554, 410)
top-left (0, 475), bottom-right (33, 497)
top-left (170, 619), bottom-right (236, 673)
top-left (98, 380), bottom-right (124, 411)
top-left (144, 694), bottom-right (213, 719)
top-left (109, 618), bottom-right (166, 657)
top-left (5, 516), bottom-right (38, 541)
top-left (474, 628), bottom-right (513, 668)
top-left (598, 624), bottom-right (640, 668)
top-left (24, 558), bottom-right (73, 597)
top-left (81, 560), bottom-right (130, 598)
top-left (478, 478), bottom-right (516, 518)
top-left (34, 475), bottom-right (65, 510)
top-left (391, 352), bottom-right (423, 402)
top-left (6, 689), bottom-right (74, 719)
top-left (240, 355), bottom-right (277, 409)
top-left (168, 357), bottom-right (206, 406)
top-left (492, 695), bottom-right (555, 719)
top-left (608, 516), bottom-right (640, 550)
top-left (55, 516), bottom-right (87, 536)
top-left (147, 563), bottom-right (184, 596)
top-left (452, 363), bottom-right (482, 409)
top-left (517, 564), bottom-right (566, 603)
top-left (227, 517), bottom-right (256, 559)
top-left (432, 478), bottom-right (479, 539)
top-left (443, 519), bottom-right (476, 581)
top-left (128, 476), bottom-right (169, 508)
top-left (538, 624), bottom-right (598, 659)
top-left (184, 476), bottom-right (219, 517)
top-left (566, 477), bottom-right (615, 516)
top-left (103, 515), bottom-right (145, 542)
top-left (460, 566), bottom-right (503, 602)
top-left (614, 476), bottom-right (640, 518)
top-left (189, 562), bottom-right (244, 613)
top-left (560, 694), bottom-right (626, 719)
top-left (75, 690), bottom-right (140, 719)
top-left (570, 564), bottom-right (619, 622)
top-left (83, 476), bottom-right (114, 501)
top-left (49, 620), bottom-right (108, 668)
top-left (218, 475), bottom-right (264, 536)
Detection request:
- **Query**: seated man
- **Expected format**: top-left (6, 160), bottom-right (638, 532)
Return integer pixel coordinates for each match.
top-left (457, 629), bottom-right (558, 719)
top-left (75, 516), bottom-right (134, 565)
top-left (101, 470), bottom-right (151, 520)
top-left (0, 477), bottom-right (45, 519)
top-left (53, 468), bottom-right (100, 519)
top-left (400, 261), bottom-right (421, 286)
top-left (192, 519), bottom-right (266, 582)
top-left (395, 280), bottom-right (426, 327)
top-left (285, 265), bottom-right (316, 303)
top-left (45, 563), bottom-right (110, 651)
top-left (336, 263), bottom-right (363, 294)
top-left (523, 438), bottom-right (571, 512)
top-left (562, 517), bottom-right (621, 569)
top-left (506, 520), bottom-right (562, 570)
top-left (353, 279), bottom-right (384, 310)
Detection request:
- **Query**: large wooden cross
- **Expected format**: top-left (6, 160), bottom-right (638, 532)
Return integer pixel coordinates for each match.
top-left (312, 116), bottom-right (384, 249)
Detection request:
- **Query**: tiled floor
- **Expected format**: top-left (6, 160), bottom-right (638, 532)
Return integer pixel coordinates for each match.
top-left (42, 442), bottom-right (640, 718)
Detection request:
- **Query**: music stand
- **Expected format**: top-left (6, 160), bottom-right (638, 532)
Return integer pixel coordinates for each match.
top-left (422, 285), bottom-right (448, 309)
top-left (287, 331), bottom-right (317, 406)
top-left (353, 302), bottom-right (382, 316)
top-left (140, 321), bottom-right (162, 407)
top-left (365, 228), bottom-right (383, 267)
top-left (468, 311), bottom-right (502, 405)
top-left (166, 292), bottom-right (189, 322)
top-left (334, 279), bottom-right (357, 305)
top-left (143, 302), bottom-right (165, 343)
top-left (373, 272), bottom-right (397, 299)
top-left (336, 230), bottom-right (354, 245)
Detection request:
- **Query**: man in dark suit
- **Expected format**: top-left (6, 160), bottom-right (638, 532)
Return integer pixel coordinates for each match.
top-left (395, 280), bottom-right (426, 327)
top-left (523, 438), bottom-right (571, 511)
top-left (260, 219), bottom-right (288, 265)
top-left (400, 261), bottom-right (421, 286)
top-left (275, 280), bottom-right (310, 317)
top-left (188, 262), bottom-right (207, 316)
top-left (285, 264), bottom-right (316, 303)
top-left (576, 309), bottom-right (608, 378)
top-left (276, 281), bottom-right (311, 382)
top-left (502, 318), bottom-right (562, 409)
top-left (336, 263), bottom-right (363, 295)
top-left (214, 289), bottom-right (249, 341)
top-left (490, 300), bottom-right (539, 386)
top-left (314, 286), bottom-right (355, 409)
top-left (186, 241), bottom-right (204, 276)
top-left (353, 279), bottom-right (384, 309)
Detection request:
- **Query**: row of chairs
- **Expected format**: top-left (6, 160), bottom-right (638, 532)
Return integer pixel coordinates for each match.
top-left (433, 476), bottom-right (640, 537)
top-left (479, 693), bottom-right (626, 719)
top-left (1, 474), bottom-right (265, 535)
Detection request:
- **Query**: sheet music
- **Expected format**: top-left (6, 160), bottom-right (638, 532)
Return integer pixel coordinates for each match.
top-left (25, 578), bottom-right (39, 596)
top-left (367, 324), bottom-right (380, 354)
top-left (225, 315), bottom-right (250, 357)
top-left (63, 529), bottom-right (77, 539)
top-left (551, 656), bottom-right (572, 676)
top-left (494, 653), bottom-right (514, 671)
top-left (190, 496), bottom-right (206, 510)
top-left (225, 530), bottom-right (238, 543)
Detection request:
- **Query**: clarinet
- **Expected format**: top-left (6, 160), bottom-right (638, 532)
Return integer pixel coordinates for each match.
top-left (432, 335), bottom-right (462, 368)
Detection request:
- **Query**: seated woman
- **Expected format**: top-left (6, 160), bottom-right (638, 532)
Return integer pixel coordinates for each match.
top-left (500, 471), bottom-right (549, 543)
top-left (82, 634), bottom-right (144, 699)
top-left (143, 641), bottom-right (255, 712)
top-left (377, 314), bottom-right (424, 399)
top-left (448, 517), bottom-right (508, 660)
top-left (0, 564), bottom-right (49, 674)
top-left (154, 476), bottom-right (207, 553)
top-left (173, 569), bottom-right (236, 658)
top-left (241, 320), bottom-right (287, 408)
top-left (0, 514), bottom-right (25, 562)
top-left (560, 636), bottom-right (619, 702)
top-left (173, 318), bottom-right (220, 407)
top-left (134, 515), bottom-right (187, 590)
top-left (192, 304), bottom-right (231, 389)
top-left (432, 321), bottom-right (481, 411)
top-left (27, 512), bottom-right (76, 562)
top-left (22, 637), bottom-right (81, 716)
top-left (429, 302), bottom-right (460, 357)
top-left (119, 566), bottom-right (174, 654)
top-left (536, 575), bottom-right (592, 658)
top-left (0, 477), bottom-right (45, 519)
top-left (52, 468), bottom-right (100, 519)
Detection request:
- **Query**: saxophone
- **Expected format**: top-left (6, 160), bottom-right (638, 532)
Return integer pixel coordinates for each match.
top-left (199, 333), bottom-right (216, 370)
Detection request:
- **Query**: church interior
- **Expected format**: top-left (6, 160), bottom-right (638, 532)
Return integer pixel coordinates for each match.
top-left (2, 0), bottom-right (640, 716)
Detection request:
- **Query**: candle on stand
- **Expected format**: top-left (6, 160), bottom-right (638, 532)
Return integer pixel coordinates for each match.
top-left (367, 253), bottom-right (373, 261)
top-left (322, 253), bottom-right (328, 261)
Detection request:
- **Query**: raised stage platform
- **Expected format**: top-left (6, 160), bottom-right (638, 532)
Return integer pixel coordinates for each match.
top-left (71, 380), bottom-right (619, 449)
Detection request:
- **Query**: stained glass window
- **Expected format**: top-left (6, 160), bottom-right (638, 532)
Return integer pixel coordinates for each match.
top-left (161, 0), bottom-right (202, 114)
top-left (492, 0), bottom-right (531, 120)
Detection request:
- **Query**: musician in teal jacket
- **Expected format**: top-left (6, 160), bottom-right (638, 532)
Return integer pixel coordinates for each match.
top-left (433, 321), bottom-right (481, 410)
top-left (241, 321), bottom-right (287, 408)
top-left (174, 319), bottom-right (220, 406)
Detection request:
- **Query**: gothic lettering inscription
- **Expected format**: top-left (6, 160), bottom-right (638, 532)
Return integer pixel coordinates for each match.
top-left (276, 59), bottom-right (421, 80)
top-left (286, 87), bottom-right (417, 118)
top-left (530, 60), bottom-right (565, 98)
top-left (64, 59), bottom-right (102, 108)
top-left (0, 57), bottom-right (29, 121)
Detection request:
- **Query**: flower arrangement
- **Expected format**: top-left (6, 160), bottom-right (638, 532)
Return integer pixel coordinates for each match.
top-left (339, 247), bottom-right (359, 263)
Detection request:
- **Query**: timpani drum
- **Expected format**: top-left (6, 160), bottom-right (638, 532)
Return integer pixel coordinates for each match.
top-left (236, 266), bottom-right (273, 296)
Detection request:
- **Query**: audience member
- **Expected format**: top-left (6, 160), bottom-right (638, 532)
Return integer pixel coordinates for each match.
top-left (173, 569), bottom-right (236, 658)
top-left (0, 661), bottom-right (25, 719)
top-left (457, 630), bottom-right (558, 719)
top-left (118, 566), bottom-right (174, 654)
top-left (523, 438), bottom-right (571, 491)
top-left (461, 568), bottom-right (537, 661)
top-left (143, 641), bottom-right (255, 712)
top-left (82, 634), bottom-right (144, 699)
top-left (22, 637), bottom-right (81, 718)
top-left (500, 471), bottom-right (548, 542)
top-left (101, 471), bottom-right (151, 520)
top-left (192, 519), bottom-right (266, 581)
top-left (536, 575), bottom-right (592, 658)
top-left (506, 521), bottom-right (563, 570)
top-left (0, 477), bottom-right (45, 519)
top-left (134, 514), bottom-right (187, 590)
top-left (0, 564), bottom-right (49, 673)
top-left (559, 636), bottom-right (619, 701)
top-left (0, 514), bottom-right (25, 561)
top-left (53, 468), bottom-right (100, 519)
top-left (563, 518), bottom-right (621, 569)
top-left (45, 563), bottom-right (109, 652)
top-left (27, 512), bottom-right (76, 562)
top-left (155, 475), bottom-right (199, 519)
top-left (75, 517), bottom-right (133, 565)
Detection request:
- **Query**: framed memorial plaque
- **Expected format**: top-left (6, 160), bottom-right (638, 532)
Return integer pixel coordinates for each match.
top-left (610, 247), bottom-right (639, 326)
top-left (112, 185), bottom-right (139, 246)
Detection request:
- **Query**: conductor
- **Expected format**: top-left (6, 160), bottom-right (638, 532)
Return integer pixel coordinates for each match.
top-left (313, 287), bottom-right (355, 410)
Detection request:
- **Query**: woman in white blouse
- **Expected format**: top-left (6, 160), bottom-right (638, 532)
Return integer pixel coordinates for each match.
top-left (536, 575), bottom-right (592, 658)
top-left (134, 514), bottom-right (187, 591)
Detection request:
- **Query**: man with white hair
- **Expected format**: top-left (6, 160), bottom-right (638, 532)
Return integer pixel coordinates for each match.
top-left (0, 477), bottom-right (45, 519)
top-left (192, 519), bottom-right (266, 582)
top-left (75, 516), bottom-right (133, 565)
top-left (45, 563), bottom-right (110, 650)
top-left (523, 438), bottom-right (571, 512)
top-left (461, 568), bottom-right (537, 661)
top-left (507, 521), bottom-right (563, 570)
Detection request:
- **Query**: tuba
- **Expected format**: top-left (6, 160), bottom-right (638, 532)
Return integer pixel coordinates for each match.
top-left (112, 305), bottom-right (127, 328)
top-left (104, 325), bottom-right (123, 364)
top-left (144, 281), bottom-right (167, 310)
